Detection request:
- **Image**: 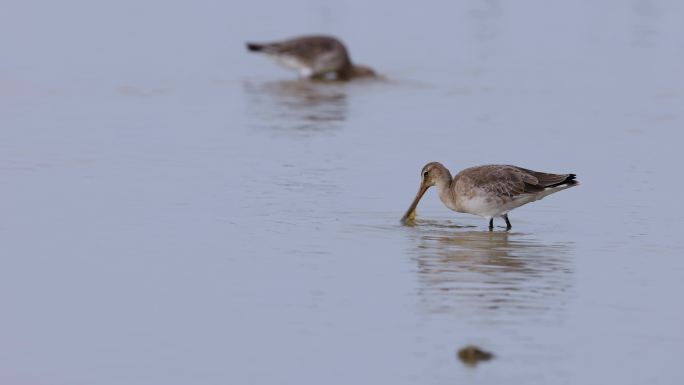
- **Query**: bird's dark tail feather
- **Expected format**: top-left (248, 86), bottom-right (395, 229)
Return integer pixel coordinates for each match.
top-left (547, 174), bottom-right (578, 188)
top-left (246, 43), bottom-right (265, 52)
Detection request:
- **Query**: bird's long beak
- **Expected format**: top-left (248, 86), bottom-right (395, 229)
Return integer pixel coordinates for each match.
top-left (400, 183), bottom-right (429, 224)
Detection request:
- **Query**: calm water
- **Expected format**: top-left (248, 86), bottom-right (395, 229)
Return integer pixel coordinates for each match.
top-left (2, 0), bottom-right (683, 384)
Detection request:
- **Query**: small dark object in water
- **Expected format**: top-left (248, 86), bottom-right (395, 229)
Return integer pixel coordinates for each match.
top-left (457, 345), bottom-right (494, 366)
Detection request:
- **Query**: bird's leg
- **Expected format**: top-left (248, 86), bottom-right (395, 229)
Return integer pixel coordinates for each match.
top-left (502, 214), bottom-right (512, 231)
top-left (488, 218), bottom-right (494, 231)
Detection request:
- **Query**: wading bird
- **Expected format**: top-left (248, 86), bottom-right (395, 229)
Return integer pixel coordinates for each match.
top-left (401, 162), bottom-right (578, 230)
top-left (246, 35), bottom-right (375, 80)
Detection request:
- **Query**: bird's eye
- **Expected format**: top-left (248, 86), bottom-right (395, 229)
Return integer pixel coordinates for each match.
top-left (423, 171), bottom-right (429, 178)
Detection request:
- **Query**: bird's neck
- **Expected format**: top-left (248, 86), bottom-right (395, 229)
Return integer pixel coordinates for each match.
top-left (338, 63), bottom-right (375, 80)
top-left (434, 173), bottom-right (456, 210)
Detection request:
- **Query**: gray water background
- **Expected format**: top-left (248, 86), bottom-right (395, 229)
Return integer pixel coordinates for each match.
top-left (1, 0), bottom-right (683, 384)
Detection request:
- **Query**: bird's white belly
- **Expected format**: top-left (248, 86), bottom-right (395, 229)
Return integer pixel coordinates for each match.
top-left (458, 194), bottom-right (539, 218)
top-left (272, 55), bottom-right (313, 76)
top-left (457, 196), bottom-right (505, 218)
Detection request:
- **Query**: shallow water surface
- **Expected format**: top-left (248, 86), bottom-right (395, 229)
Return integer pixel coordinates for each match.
top-left (1, 0), bottom-right (684, 384)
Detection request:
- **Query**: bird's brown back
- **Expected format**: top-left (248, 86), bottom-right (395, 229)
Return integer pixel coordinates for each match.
top-left (455, 165), bottom-right (576, 198)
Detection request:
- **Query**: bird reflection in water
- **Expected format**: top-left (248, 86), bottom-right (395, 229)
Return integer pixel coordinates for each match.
top-left (409, 221), bottom-right (573, 321)
top-left (243, 80), bottom-right (347, 132)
